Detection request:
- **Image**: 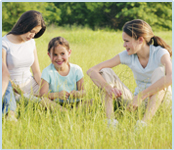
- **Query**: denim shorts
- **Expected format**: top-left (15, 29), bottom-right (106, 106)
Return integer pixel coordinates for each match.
top-left (2, 82), bottom-right (16, 115)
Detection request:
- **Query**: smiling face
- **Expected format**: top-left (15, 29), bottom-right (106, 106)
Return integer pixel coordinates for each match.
top-left (20, 25), bottom-right (42, 42)
top-left (122, 32), bottom-right (141, 55)
top-left (48, 45), bottom-right (71, 71)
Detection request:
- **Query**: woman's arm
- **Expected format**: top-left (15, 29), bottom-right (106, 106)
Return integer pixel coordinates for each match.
top-left (2, 62), bottom-right (10, 97)
top-left (127, 53), bottom-right (172, 111)
top-left (87, 54), bottom-right (122, 98)
top-left (127, 53), bottom-right (172, 112)
top-left (31, 47), bottom-right (42, 86)
top-left (70, 78), bottom-right (86, 99)
top-left (2, 49), bottom-right (7, 67)
top-left (140, 54), bottom-right (172, 100)
top-left (87, 54), bottom-right (121, 88)
top-left (39, 79), bottom-right (70, 100)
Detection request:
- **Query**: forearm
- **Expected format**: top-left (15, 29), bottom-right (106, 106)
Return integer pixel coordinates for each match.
top-left (87, 68), bottom-right (111, 90)
top-left (140, 75), bottom-right (172, 100)
top-left (40, 91), bottom-right (70, 101)
top-left (33, 72), bottom-right (41, 85)
top-left (9, 79), bottom-right (24, 95)
top-left (40, 92), bottom-right (59, 100)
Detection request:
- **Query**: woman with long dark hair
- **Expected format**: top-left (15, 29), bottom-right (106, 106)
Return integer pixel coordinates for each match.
top-left (2, 10), bottom-right (62, 112)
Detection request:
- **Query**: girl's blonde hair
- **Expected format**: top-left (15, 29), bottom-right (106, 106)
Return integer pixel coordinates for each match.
top-left (123, 19), bottom-right (172, 56)
top-left (48, 36), bottom-right (70, 53)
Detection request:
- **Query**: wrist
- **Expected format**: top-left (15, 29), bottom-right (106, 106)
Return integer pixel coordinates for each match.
top-left (138, 91), bottom-right (148, 101)
top-left (57, 92), bottom-right (62, 99)
top-left (75, 91), bottom-right (80, 98)
top-left (103, 84), bottom-right (112, 91)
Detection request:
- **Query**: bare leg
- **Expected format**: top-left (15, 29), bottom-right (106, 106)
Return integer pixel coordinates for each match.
top-left (105, 93), bottom-right (114, 119)
top-left (142, 90), bottom-right (165, 123)
top-left (99, 68), bottom-right (133, 119)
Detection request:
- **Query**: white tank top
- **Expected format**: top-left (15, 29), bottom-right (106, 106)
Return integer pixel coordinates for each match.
top-left (2, 35), bottom-right (35, 85)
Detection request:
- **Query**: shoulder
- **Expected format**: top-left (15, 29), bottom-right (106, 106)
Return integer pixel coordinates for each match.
top-left (70, 63), bottom-right (83, 71)
top-left (150, 45), bottom-right (170, 64)
top-left (70, 63), bottom-right (83, 75)
top-left (2, 35), bottom-right (7, 41)
top-left (70, 63), bottom-right (84, 81)
top-left (41, 64), bottom-right (54, 79)
top-left (2, 35), bottom-right (8, 45)
top-left (151, 45), bottom-right (169, 53)
top-left (41, 64), bottom-right (54, 83)
top-left (119, 50), bottom-right (132, 64)
top-left (42, 64), bottom-right (53, 73)
top-left (151, 45), bottom-right (170, 57)
top-left (2, 35), bottom-right (9, 50)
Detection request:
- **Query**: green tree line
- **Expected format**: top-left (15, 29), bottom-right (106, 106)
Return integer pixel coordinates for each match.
top-left (2, 2), bottom-right (172, 31)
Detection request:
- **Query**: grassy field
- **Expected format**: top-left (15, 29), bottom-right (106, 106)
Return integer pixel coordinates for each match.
top-left (2, 26), bottom-right (172, 149)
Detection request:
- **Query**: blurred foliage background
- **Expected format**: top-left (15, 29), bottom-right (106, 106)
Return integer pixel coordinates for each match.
top-left (2, 2), bottom-right (172, 32)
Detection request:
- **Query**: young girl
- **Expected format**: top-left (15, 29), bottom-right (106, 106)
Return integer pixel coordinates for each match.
top-left (39, 36), bottom-right (86, 107)
top-left (87, 19), bottom-right (172, 127)
top-left (2, 10), bottom-right (59, 111)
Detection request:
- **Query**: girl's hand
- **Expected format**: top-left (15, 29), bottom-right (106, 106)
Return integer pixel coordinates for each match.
top-left (105, 85), bottom-right (122, 99)
top-left (58, 90), bottom-right (70, 100)
top-left (70, 90), bottom-right (78, 99)
top-left (127, 95), bottom-right (142, 112)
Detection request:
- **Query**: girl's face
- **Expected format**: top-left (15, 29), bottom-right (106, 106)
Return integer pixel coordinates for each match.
top-left (48, 45), bottom-right (71, 71)
top-left (122, 32), bottom-right (141, 55)
top-left (20, 25), bottom-right (42, 42)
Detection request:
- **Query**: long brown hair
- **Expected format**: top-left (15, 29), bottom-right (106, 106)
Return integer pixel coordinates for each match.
top-left (123, 19), bottom-right (172, 56)
top-left (8, 10), bottom-right (46, 38)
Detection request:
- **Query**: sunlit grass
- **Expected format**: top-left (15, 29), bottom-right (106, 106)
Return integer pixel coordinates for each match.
top-left (2, 26), bottom-right (172, 149)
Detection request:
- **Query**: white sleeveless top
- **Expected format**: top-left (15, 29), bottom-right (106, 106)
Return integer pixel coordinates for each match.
top-left (2, 35), bottom-right (35, 85)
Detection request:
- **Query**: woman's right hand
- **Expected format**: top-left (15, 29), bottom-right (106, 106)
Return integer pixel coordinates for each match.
top-left (58, 90), bottom-right (70, 100)
top-left (10, 79), bottom-right (24, 95)
top-left (105, 85), bottom-right (122, 99)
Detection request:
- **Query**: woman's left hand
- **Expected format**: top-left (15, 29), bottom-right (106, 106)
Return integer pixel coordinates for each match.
top-left (126, 95), bottom-right (143, 112)
top-left (10, 79), bottom-right (24, 95)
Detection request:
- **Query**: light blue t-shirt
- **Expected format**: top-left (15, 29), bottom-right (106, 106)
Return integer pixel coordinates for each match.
top-left (119, 45), bottom-right (170, 95)
top-left (41, 63), bottom-right (84, 103)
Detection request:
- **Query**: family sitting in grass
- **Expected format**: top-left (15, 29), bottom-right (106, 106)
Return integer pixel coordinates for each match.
top-left (2, 10), bottom-right (172, 130)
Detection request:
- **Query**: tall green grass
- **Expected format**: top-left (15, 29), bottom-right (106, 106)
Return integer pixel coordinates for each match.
top-left (2, 26), bottom-right (172, 149)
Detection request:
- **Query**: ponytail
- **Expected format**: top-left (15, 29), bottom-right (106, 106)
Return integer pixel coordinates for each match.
top-left (152, 36), bottom-right (172, 57)
top-left (123, 19), bottom-right (172, 57)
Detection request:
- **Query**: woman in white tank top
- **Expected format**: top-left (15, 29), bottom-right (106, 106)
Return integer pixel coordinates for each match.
top-left (2, 10), bottom-right (65, 112)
